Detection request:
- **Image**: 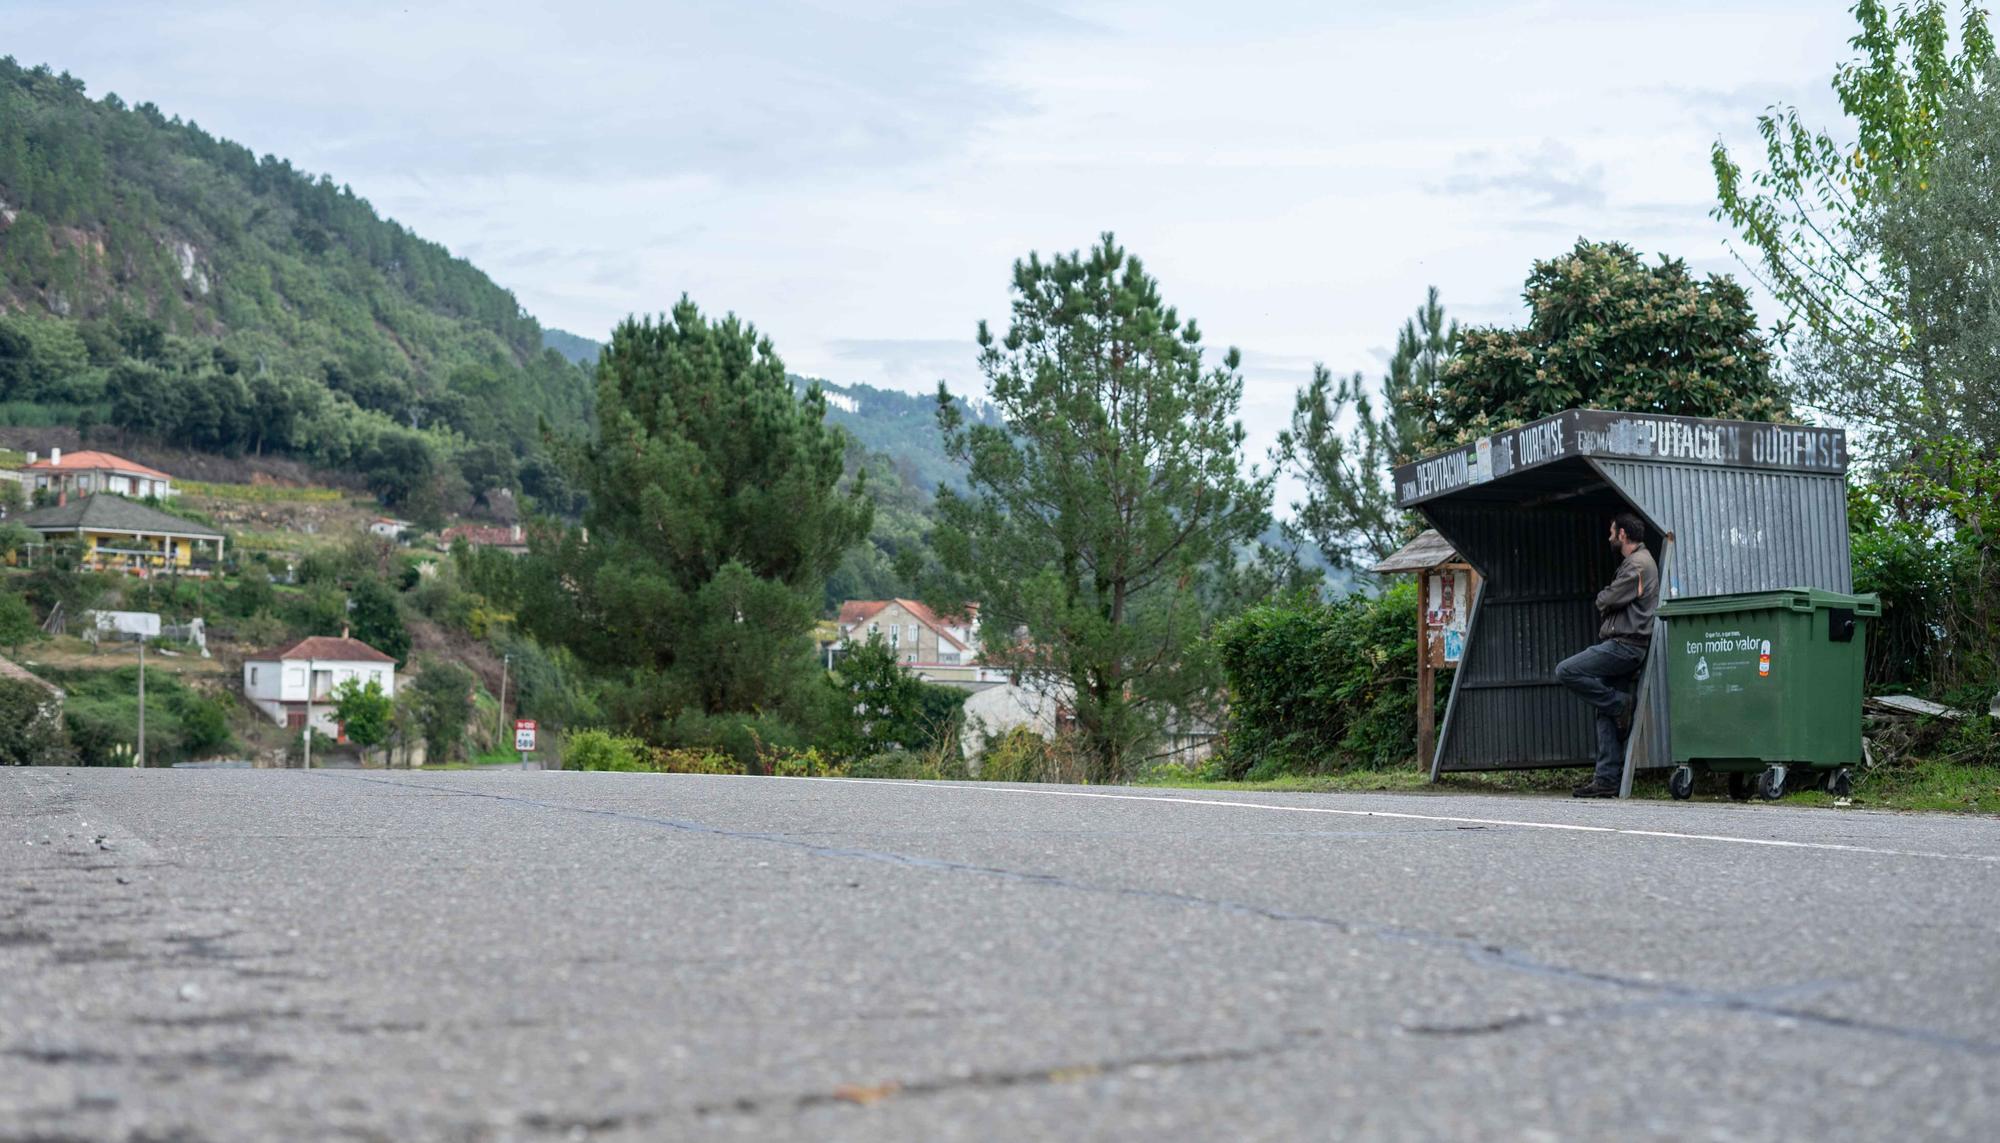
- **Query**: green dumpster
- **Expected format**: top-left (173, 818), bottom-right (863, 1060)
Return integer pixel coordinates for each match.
top-left (1657, 588), bottom-right (1880, 801)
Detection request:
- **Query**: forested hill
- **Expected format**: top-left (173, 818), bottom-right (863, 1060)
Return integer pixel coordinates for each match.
top-left (541, 328), bottom-right (603, 367)
top-left (0, 57), bottom-right (590, 515)
top-left (795, 375), bottom-right (999, 497)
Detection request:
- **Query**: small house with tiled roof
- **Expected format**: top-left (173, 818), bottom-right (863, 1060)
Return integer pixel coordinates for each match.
top-left (241, 633), bottom-right (397, 739)
top-left (831, 598), bottom-right (1000, 687)
top-left (13, 494), bottom-right (225, 576)
top-left (21, 447), bottom-right (176, 500)
top-left (440, 523), bottom-right (528, 556)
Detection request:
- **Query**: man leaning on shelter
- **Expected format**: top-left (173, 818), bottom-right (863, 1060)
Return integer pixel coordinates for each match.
top-left (1556, 512), bottom-right (1660, 798)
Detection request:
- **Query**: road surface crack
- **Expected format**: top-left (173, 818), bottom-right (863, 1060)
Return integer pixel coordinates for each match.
top-left (514, 1029), bottom-right (1324, 1134)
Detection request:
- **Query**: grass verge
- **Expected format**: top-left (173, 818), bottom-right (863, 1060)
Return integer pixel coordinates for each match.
top-left (1139, 759), bottom-right (2000, 813)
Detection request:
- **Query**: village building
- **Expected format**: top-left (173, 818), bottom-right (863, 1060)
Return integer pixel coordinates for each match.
top-left (20, 448), bottom-right (176, 500)
top-left (241, 634), bottom-right (397, 741)
top-left (440, 523), bottom-right (529, 556)
top-left (830, 598), bottom-right (1006, 688)
top-left (13, 495), bottom-right (225, 576)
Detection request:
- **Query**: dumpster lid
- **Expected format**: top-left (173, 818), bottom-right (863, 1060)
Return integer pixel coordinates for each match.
top-left (1659, 587), bottom-right (1881, 617)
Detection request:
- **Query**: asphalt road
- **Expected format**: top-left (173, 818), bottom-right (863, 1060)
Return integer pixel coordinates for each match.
top-left (4, 769), bottom-right (1999, 1142)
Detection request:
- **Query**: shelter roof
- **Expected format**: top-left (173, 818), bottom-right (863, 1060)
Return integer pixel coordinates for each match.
top-left (1392, 408), bottom-right (1849, 509)
top-left (1369, 530), bottom-right (1461, 573)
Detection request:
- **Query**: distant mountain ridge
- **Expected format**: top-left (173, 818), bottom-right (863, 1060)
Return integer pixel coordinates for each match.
top-left (790, 374), bottom-right (1000, 498)
top-left (541, 328), bottom-right (602, 367)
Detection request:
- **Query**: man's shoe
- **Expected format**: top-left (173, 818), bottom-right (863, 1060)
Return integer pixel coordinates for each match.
top-left (1571, 780), bottom-right (1618, 798)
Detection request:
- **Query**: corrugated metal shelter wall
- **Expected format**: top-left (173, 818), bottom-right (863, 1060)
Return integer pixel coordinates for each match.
top-left (1595, 461), bottom-right (1850, 776)
top-left (1426, 501), bottom-right (1618, 771)
top-left (1593, 462), bottom-right (1852, 595)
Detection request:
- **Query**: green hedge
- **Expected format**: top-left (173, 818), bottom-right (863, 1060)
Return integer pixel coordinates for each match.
top-left (1213, 582), bottom-right (1428, 778)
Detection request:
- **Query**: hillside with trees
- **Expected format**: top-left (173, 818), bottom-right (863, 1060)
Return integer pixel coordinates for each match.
top-left (0, 56), bottom-right (591, 517)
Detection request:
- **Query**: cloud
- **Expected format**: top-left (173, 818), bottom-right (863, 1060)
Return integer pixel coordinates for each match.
top-left (1437, 140), bottom-right (1608, 211)
top-left (13, 0), bottom-right (1082, 185)
top-left (816, 337), bottom-right (982, 390)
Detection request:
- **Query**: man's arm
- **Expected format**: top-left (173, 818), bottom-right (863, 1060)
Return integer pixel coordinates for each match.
top-left (1595, 559), bottom-right (1646, 613)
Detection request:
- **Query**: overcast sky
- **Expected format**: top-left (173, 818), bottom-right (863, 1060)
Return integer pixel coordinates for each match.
top-left (11, 0), bottom-right (1854, 470)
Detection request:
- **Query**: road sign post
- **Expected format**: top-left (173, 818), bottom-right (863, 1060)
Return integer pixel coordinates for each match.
top-left (514, 719), bottom-right (537, 769)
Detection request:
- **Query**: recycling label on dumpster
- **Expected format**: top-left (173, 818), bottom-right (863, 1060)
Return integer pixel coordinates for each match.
top-left (1682, 627), bottom-right (1767, 698)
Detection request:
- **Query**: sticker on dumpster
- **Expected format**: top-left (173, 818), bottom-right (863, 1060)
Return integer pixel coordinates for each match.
top-left (1683, 628), bottom-right (1766, 696)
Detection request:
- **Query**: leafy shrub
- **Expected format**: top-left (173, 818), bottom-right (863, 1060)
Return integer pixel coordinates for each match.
top-left (173, 693), bottom-right (233, 756)
top-left (1848, 449), bottom-right (1998, 699)
top-left (764, 745), bottom-right (841, 777)
top-left (651, 747), bottom-right (742, 774)
top-left (662, 710), bottom-right (809, 771)
top-left (231, 609), bottom-right (288, 649)
top-left (562, 729), bottom-right (651, 771)
top-left (1212, 581), bottom-right (1425, 778)
top-left (976, 727), bottom-right (1091, 784)
top-left (849, 750), bottom-right (943, 779)
top-left (0, 675), bottom-right (72, 766)
top-left (841, 742), bottom-right (969, 781)
top-left (562, 729), bottom-right (742, 774)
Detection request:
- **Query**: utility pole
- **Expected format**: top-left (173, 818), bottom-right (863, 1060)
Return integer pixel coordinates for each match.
top-left (498, 653), bottom-right (511, 750)
top-left (135, 639), bottom-right (145, 768)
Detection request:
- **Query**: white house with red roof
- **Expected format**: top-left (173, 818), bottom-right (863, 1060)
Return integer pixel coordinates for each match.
top-left (241, 633), bottom-right (397, 739)
top-left (832, 598), bottom-right (1004, 687)
top-left (21, 448), bottom-right (176, 500)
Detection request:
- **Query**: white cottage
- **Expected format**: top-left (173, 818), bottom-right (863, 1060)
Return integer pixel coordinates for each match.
top-left (242, 634), bottom-right (397, 740)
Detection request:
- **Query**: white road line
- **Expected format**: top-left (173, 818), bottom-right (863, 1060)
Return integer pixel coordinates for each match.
top-left (805, 777), bottom-right (2000, 865)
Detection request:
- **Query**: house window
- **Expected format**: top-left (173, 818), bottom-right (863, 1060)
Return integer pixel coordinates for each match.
top-left (940, 652), bottom-right (959, 665)
top-left (868, 622), bottom-right (878, 636)
top-left (250, 667), bottom-right (260, 686)
top-left (372, 670), bottom-right (385, 687)
top-left (889, 628), bottom-right (899, 646)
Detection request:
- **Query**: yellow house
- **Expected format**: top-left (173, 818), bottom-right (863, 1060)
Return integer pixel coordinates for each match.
top-left (14, 494), bottom-right (226, 576)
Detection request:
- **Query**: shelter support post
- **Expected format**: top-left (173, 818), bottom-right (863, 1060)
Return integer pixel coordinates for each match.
top-left (1416, 568), bottom-right (1435, 770)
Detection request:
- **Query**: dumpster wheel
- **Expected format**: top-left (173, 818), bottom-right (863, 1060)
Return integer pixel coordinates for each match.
top-left (1828, 768), bottom-right (1854, 798)
top-left (1756, 765), bottom-right (1787, 801)
top-left (1668, 766), bottom-right (1694, 800)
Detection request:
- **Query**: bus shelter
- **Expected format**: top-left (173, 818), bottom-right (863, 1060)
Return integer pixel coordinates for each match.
top-left (1391, 409), bottom-right (1853, 796)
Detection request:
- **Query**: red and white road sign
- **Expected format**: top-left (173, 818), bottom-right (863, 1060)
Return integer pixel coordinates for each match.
top-left (514, 719), bottom-right (537, 752)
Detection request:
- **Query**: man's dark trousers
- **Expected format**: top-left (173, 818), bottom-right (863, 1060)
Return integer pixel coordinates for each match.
top-left (1555, 639), bottom-right (1648, 787)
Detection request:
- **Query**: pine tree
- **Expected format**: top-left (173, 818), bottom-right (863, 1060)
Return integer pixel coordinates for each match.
top-left (522, 297), bottom-right (871, 733)
top-left (1276, 288), bottom-right (1457, 569)
top-left (934, 234), bottom-right (1272, 782)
